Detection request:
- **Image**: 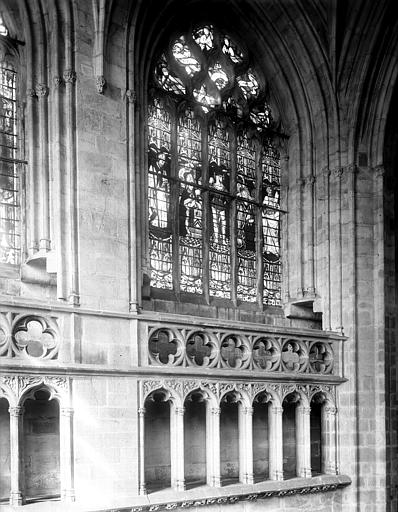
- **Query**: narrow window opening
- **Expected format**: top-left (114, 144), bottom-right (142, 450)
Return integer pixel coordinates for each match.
top-left (144, 392), bottom-right (171, 492)
top-left (282, 397), bottom-right (297, 479)
top-left (184, 392), bottom-right (206, 488)
top-left (253, 398), bottom-right (269, 482)
top-left (23, 388), bottom-right (60, 501)
top-left (220, 395), bottom-right (239, 484)
top-left (0, 397), bottom-right (10, 502)
top-left (310, 400), bottom-right (322, 475)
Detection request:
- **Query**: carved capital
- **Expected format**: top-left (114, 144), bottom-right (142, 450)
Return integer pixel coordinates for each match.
top-left (332, 167), bottom-right (344, 179)
top-left (243, 406), bottom-right (254, 416)
top-left (54, 76), bottom-right (63, 88)
top-left (8, 405), bottom-right (24, 417)
top-left (325, 405), bottom-right (337, 415)
top-left (60, 407), bottom-right (74, 417)
top-left (211, 407), bottom-right (221, 416)
top-left (374, 165), bottom-right (385, 179)
top-left (126, 89), bottom-right (136, 104)
top-left (138, 407), bottom-right (146, 417)
top-left (27, 88), bottom-right (37, 98)
top-left (63, 69), bottom-right (77, 85)
top-left (270, 406), bottom-right (283, 415)
top-left (174, 406), bottom-right (185, 416)
top-left (96, 74), bottom-right (106, 94)
top-left (35, 83), bottom-right (49, 98)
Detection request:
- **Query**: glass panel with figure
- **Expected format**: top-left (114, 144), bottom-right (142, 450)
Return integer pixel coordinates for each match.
top-left (178, 109), bottom-right (203, 294)
top-left (148, 99), bottom-right (173, 289)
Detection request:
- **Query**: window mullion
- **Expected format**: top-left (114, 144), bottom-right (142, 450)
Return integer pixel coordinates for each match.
top-left (171, 105), bottom-right (180, 298)
top-left (202, 117), bottom-right (210, 304)
top-left (230, 126), bottom-right (238, 306)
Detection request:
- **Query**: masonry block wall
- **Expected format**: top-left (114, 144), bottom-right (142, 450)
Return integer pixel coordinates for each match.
top-left (0, 0), bottom-right (397, 511)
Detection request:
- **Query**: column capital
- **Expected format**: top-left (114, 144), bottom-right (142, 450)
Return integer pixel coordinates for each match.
top-left (324, 406), bottom-right (337, 415)
top-left (243, 406), bottom-right (254, 416)
top-left (270, 405), bottom-right (283, 415)
top-left (211, 407), bottom-right (221, 416)
top-left (298, 406), bottom-right (311, 416)
top-left (174, 406), bottom-right (185, 416)
top-left (35, 83), bottom-right (49, 98)
top-left (60, 407), bottom-right (74, 417)
top-left (63, 69), bottom-right (77, 85)
top-left (8, 406), bottom-right (24, 417)
top-left (138, 407), bottom-right (146, 417)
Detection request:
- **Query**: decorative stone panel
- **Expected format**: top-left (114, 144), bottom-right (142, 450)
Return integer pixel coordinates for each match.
top-left (140, 378), bottom-right (336, 406)
top-left (147, 324), bottom-right (338, 375)
top-left (0, 313), bottom-right (59, 359)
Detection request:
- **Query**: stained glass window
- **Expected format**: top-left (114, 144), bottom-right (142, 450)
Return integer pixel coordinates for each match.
top-left (0, 50), bottom-right (20, 265)
top-left (147, 25), bottom-right (282, 306)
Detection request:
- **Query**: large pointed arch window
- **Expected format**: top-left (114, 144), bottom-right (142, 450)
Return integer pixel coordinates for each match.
top-left (147, 25), bottom-right (282, 306)
top-left (0, 16), bottom-right (21, 264)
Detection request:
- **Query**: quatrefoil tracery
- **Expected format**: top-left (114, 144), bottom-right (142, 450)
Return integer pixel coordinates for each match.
top-left (148, 327), bottom-right (334, 375)
top-left (12, 316), bottom-right (58, 359)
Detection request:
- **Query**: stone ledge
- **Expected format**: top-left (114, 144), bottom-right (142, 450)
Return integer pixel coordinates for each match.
top-left (94, 475), bottom-right (351, 512)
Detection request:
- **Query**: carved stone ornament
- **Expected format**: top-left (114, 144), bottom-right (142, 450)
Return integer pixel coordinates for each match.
top-left (96, 74), bottom-right (106, 94)
top-left (53, 76), bottom-right (63, 88)
top-left (126, 88), bottom-right (136, 103)
top-left (63, 69), bottom-right (77, 84)
top-left (0, 374), bottom-right (69, 405)
top-left (147, 324), bottom-right (335, 375)
top-left (12, 315), bottom-right (59, 359)
top-left (141, 379), bottom-right (337, 410)
top-left (35, 83), bottom-right (49, 97)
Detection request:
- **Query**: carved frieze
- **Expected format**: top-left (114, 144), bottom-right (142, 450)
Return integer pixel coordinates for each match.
top-left (140, 378), bottom-right (337, 408)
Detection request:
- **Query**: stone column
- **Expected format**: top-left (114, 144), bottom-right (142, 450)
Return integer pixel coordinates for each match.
top-left (60, 407), bottom-right (75, 502)
top-left (207, 406), bottom-right (221, 487)
top-left (138, 407), bottom-right (146, 495)
top-left (268, 404), bottom-right (283, 481)
top-left (296, 405), bottom-right (312, 478)
top-left (9, 406), bottom-right (24, 506)
top-left (239, 406), bottom-right (254, 484)
top-left (322, 405), bottom-right (338, 474)
top-left (170, 405), bottom-right (185, 491)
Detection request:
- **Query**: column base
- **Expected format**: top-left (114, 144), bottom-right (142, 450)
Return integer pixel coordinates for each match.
top-left (211, 476), bottom-right (222, 487)
top-left (174, 479), bottom-right (186, 492)
top-left (299, 468), bottom-right (312, 478)
top-left (139, 484), bottom-right (147, 495)
top-left (9, 491), bottom-right (23, 506)
top-left (270, 470), bottom-right (284, 481)
top-left (243, 473), bottom-right (254, 485)
top-left (324, 463), bottom-right (338, 475)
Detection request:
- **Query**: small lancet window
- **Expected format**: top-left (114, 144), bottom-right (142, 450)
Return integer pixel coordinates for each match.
top-left (148, 24), bottom-right (283, 306)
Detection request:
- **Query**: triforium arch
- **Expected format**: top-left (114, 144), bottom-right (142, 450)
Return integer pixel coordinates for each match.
top-left (0, 376), bottom-right (74, 505)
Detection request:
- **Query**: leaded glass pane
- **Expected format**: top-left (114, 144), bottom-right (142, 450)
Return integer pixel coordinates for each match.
top-left (0, 16), bottom-right (7, 36)
top-left (193, 25), bottom-right (214, 50)
top-left (208, 121), bottom-right (231, 298)
top-left (172, 37), bottom-right (201, 76)
top-left (237, 70), bottom-right (259, 99)
top-left (222, 35), bottom-right (244, 64)
top-left (261, 144), bottom-right (281, 305)
top-left (0, 64), bottom-right (19, 265)
top-left (148, 99), bottom-right (173, 289)
top-left (208, 63), bottom-right (229, 90)
top-left (178, 110), bottom-right (203, 293)
top-left (155, 54), bottom-right (186, 95)
top-left (237, 135), bottom-right (257, 302)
